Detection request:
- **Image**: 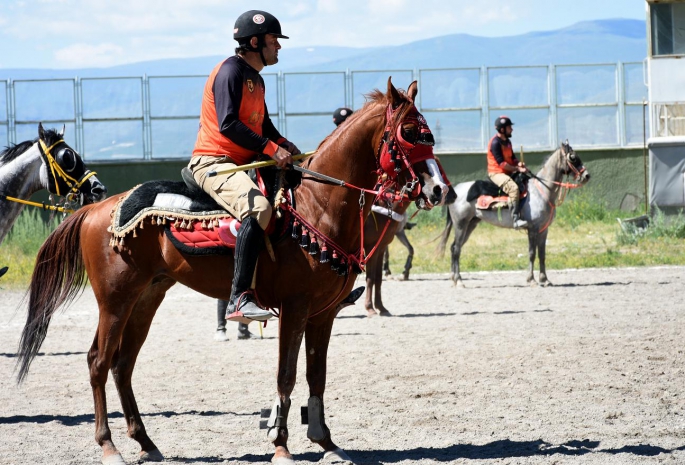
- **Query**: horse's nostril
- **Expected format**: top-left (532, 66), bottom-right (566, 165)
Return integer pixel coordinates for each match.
top-left (92, 184), bottom-right (107, 197)
top-left (432, 186), bottom-right (442, 196)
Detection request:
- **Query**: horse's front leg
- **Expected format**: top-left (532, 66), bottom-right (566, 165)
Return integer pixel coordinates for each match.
top-left (526, 231), bottom-right (538, 285)
top-left (305, 315), bottom-right (354, 463)
top-left (269, 308), bottom-right (308, 464)
top-left (537, 230), bottom-right (552, 286)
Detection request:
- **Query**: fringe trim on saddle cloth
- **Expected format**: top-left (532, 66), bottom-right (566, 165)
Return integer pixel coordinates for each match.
top-left (107, 187), bottom-right (232, 248)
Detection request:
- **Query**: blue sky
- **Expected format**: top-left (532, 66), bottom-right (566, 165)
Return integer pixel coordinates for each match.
top-left (0, 0), bottom-right (646, 69)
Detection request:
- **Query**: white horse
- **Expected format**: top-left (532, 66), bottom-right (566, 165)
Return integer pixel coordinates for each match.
top-left (437, 141), bottom-right (590, 287)
top-left (0, 123), bottom-right (107, 252)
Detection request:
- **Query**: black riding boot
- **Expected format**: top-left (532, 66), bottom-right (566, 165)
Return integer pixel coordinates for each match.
top-left (227, 216), bottom-right (273, 323)
top-left (511, 200), bottom-right (529, 230)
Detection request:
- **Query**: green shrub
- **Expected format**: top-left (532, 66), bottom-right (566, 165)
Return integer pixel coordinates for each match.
top-left (5, 209), bottom-right (61, 255)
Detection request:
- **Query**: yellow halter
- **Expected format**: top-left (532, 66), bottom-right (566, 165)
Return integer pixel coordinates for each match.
top-left (39, 138), bottom-right (97, 199)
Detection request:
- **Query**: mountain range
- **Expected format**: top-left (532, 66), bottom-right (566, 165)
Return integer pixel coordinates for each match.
top-left (0, 19), bottom-right (647, 80)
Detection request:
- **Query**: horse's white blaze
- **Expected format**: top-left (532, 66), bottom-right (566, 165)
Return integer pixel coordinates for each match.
top-left (425, 158), bottom-right (447, 194)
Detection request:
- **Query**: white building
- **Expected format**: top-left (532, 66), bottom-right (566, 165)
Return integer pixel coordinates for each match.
top-left (647, 0), bottom-right (685, 208)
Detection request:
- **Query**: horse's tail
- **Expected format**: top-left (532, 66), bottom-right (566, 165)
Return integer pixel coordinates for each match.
top-left (435, 206), bottom-right (453, 257)
top-left (16, 206), bottom-right (91, 383)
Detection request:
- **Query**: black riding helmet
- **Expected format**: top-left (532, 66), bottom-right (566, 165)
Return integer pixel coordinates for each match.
top-left (495, 115), bottom-right (514, 133)
top-left (234, 10), bottom-right (289, 40)
top-left (234, 11), bottom-right (288, 67)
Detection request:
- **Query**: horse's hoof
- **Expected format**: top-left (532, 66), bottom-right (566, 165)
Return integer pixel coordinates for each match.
top-left (272, 456), bottom-right (297, 465)
top-left (323, 448), bottom-right (354, 464)
top-left (528, 280), bottom-right (538, 287)
top-left (102, 453), bottom-right (127, 465)
top-left (139, 448), bottom-right (164, 462)
top-left (214, 329), bottom-right (229, 342)
top-left (377, 310), bottom-right (392, 317)
top-left (455, 280), bottom-right (465, 288)
top-left (540, 281), bottom-right (553, 287)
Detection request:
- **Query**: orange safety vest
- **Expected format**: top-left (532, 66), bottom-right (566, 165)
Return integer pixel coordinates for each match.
top-left (193, 58), bottom-right (279, 165)
top-left (486, 136), bottom-right (516, 175)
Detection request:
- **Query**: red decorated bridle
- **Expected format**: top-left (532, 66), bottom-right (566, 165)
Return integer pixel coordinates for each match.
top-left (275, 101), bottom-right (437, 318)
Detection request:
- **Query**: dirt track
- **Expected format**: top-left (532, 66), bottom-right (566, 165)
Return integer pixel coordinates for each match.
top-left (0, 266), bottom-right (684, 465)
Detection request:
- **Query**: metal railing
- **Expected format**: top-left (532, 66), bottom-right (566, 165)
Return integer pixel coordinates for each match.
top-left (0, 61), bottom-right (647, 161)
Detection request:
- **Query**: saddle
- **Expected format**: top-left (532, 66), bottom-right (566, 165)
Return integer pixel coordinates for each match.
top-left (108, 166), bottom-right (295, 255)
top-left (467, 173), bottom-right (529, 210)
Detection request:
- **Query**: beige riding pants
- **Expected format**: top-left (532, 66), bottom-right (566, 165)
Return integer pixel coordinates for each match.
top-left (188, 155), bottom-right (272, 230)
top-left (488, 172), bottom-right (520, 205)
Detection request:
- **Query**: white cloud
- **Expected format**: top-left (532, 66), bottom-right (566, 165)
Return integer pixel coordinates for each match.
top-left (54, 43), bottom-right (125, 68)
top-left (0, 0), bottom-right (646, 69)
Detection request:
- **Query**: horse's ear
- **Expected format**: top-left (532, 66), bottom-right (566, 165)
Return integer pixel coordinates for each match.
top-left (38, 122), bottom-right (45, 140)
top-left (59, 124), bottom-right (65, 137)
top-left (407, 81), bottom-right (418, 103)
top-left (387, 77), bottom-right (402, 109)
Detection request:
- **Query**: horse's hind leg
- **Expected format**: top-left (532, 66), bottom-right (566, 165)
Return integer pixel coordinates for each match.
top-left (364, 264), bottom-right (377, 318)
top-left (451, 217), bottom-right (479, 288)
top-left (88, 285), bottom-right (149, 464)
top-left (536, 230), bottom-right (552, 286)
top-left (526, 231), bottom-right (538, 285)
top-left (111, 276), bottom-right (176, 462)
top-left (382, 248), bottom-right (391, 276)
top-left (304, 315), bottom-right (352, 462)
top-left (370, 250), bottom-right (391, 316)
top-left (395, 229), bottom-right (414, 281)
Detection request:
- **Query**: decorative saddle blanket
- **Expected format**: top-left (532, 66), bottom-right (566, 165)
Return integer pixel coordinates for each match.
top-left (466, 177), bottom-right (528, 211)
top-left (108, 172), bottom-right (291, 255)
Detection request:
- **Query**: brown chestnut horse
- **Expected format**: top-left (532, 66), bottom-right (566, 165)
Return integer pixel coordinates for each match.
top-left (16, 79), bottom-right (447, 465)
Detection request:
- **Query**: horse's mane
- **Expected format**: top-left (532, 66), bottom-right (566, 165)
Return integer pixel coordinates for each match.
top-left (0, 128), bottom-right (62, 165)
top-left (539, 144), bottom-right (567, 175)
top-left (314, 86), bottom-right (414, 152)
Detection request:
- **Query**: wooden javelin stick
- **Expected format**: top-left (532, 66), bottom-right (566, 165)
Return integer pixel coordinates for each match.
top-left (207, 151), bottom-right (315, 177)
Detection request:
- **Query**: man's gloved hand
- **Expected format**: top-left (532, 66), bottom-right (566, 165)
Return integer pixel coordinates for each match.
top-left (517, 162), bottom-right (529, 173)
top-left (272, 146), bottom-right (293, 168)
top-left (280, 140), bottom-right (301, 156)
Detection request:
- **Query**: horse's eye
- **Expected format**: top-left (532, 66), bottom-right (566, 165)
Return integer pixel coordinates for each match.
top-left (402, 124), bottom-right (418, 143)
top-left (58, 149), bottom-right (77, 172)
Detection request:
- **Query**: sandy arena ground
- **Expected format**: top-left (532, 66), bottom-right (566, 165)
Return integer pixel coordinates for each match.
top-left (0, 266), bottom-right (684, 465)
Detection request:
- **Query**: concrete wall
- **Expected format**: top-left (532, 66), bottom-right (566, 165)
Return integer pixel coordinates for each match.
top-left (80, 147), bottom-right (648, 211)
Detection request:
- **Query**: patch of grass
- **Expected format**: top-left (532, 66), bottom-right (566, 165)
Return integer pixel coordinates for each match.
top-left (386, 199), bottom-right (685, 276)
top-left (0, 209), bottom-right (61, 288)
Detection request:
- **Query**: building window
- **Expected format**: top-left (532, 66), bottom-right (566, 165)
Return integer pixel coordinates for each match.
top-left (651, 3), bottom-right (685, 56)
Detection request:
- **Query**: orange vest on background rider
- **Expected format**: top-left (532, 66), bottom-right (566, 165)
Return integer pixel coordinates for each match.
top-left (486, 135), bottom-right (516, 175)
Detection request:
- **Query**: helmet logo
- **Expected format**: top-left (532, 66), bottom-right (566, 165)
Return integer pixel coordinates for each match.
top-left (500, 118), bottom-right (506, 125)
top-left (253, 14), bottom-right (265, 24)
top-left (234, 28), bottom-right (239, 34)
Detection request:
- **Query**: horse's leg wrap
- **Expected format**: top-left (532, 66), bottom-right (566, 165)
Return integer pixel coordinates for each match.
top-left (306, 395), bottom-right (330, 442)
top-left (266, 396), bottom-right (290, 442)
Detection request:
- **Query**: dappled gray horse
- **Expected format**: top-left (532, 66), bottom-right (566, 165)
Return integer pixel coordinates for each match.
top-left (437, 141), bottom-right (589, 287)
top-left (0, 123), bottom-right (107, 246)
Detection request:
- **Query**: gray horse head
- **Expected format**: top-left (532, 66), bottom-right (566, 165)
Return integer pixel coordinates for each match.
top-left (37, 123), bottom-right (107, 205)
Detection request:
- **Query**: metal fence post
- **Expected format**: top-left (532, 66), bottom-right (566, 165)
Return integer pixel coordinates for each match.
top-left (617, 62), bottom-right (626, 147)
top-left (480, 66), bottom-right (489, 150)
top-left (8, 79), bottom-right (15, 145)
top-left (549, 64), bottom-right (558, 148)
top-left (75, 77), bottom-right (84, 155)
top-left (142, 75), bottom-right (151, 159)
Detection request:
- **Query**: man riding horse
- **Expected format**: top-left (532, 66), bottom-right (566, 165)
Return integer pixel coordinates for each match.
top-left (189, 10), bottom-right (300, 324)
top-left (487, 115), bottom-right (529, 229)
